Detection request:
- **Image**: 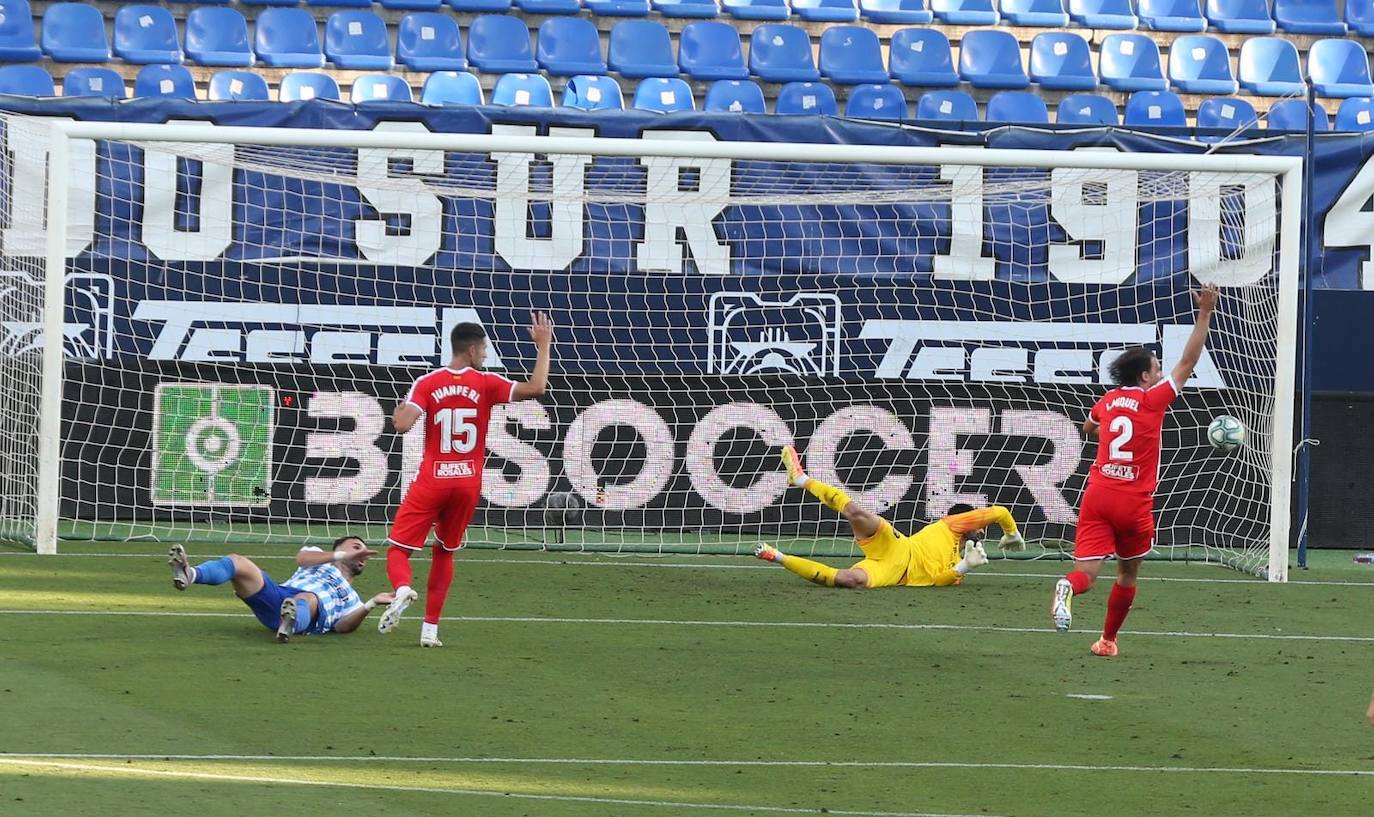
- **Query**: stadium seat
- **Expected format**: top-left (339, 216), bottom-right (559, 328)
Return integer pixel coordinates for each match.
top-left (915, 89), bottom-right (978, 122)
top-left (515, 0), bottom-right (582, 13)
top-left (775, 81), bottom-right (837, 115)
top-left (420, 70), bottom-right (483, 105)
top-left (749, 24), bottom-right (819, 82)
top-left (491, 72), bottom-right (553, 106)
top-left (1056, 93), bottom-right (1118, 125)
top-left (537, 18), bottom-right (606, 77)
top-left (1000, 0), bottom-right (1070, 26)
top-left (1205, 0), bottom-right (1275, 33)
top-left (860, 0), bottom-right (933, 23)
top-left (381, 0), bottom-right (443, 8)
top-left (307, 0), bottom-right (371, 7)
top-left (703, 79), bottom-right (766, 112)
top-left (1267, 99), bottom-right (1330, 131)
top-left (1336, 97), bottom-right (1374, 131)
top-left (1237, 38), bottom-right (1305, 96)
top-left (633, 77), bottom-right (695, 111)
top-left (1195, 97), bottom-right (1258, 133)
top-left (1099, 34), bottom-right (1168, 92)
top-left (958, 29), bottom-right (1029, 89)
top-left (888, 28), bottom-right (957, 87)
top-left (586, 0), bottom-right (653, 14)
top-left (985, 90), bottom-right (1050, 123)
top-left (133, 64), bottom-right (195, 99)
top-left (279, 72), bottom-right (340, 101)
top-left (114, 6), bottom-right (183, 65)
top-left (819, 26), bottom-right (889, 85)
top-left (0, 0), bottom-right (41, 62)
top-left (352, 74), bottom-right (412, 103)
top-left (467, 16), bottom-right (538, 74)
top-left (242, 0), bottom-right (298, 6)
top-left (208, 70), bottom-right (270, 101)
top-left (184, 8), bottom-right (253, 68)
top-left (1028, 32), bottom-right (1096, 91)
top-left (325, 11), bottom-right (393, 70)
top-left (1137, 0), bottom-right (1206, 30)
top-left (1273, 0), bottom-right (1347, 33)
top-left (255, 9), bottom-right (325, 69)
top-left (0, 64), bottom-right (50, 95)
top-left (679, 22), bottom-right (748, 80)
top-left (447, 0), bottom-right (513, 9)
top-left (1168, 35), bottom-right (1238, 95)
top-left (722, 0), bottom-right (791, 18)
top-left (1348, 0), bottom-right (1374, 34)
top-left (1308, 39), bottom-right (1374, 98)
top-left (397, 14), bottom-right (466, 72)
top-left (1067, 0), bottom-right (1137, 28)
top-left (1123, 90), bottom-right (1186, 127)
top-left (844, 83), bottom-right (908, 120)
top-left (562, 74), bottom-right (624, 109)
top-left (929, 0), bottom-right (998, 24)
top-left (794, 0), bottom-right (861, 21)
top-left (63, 67), bottom-right (124, 99)
top-left (608, 20), bottom-right (677, 78)
top-left (41, 4), bottom-right (109, 63)
top-left (652, 0), bottom-right (722, 16)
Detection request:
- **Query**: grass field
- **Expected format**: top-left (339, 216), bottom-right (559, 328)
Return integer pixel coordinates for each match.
top-left (1, 544), bottom-right (1372, 817)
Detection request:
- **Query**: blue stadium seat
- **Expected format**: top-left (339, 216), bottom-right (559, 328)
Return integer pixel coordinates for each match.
top-left (515, 0), bottom-right (582, 13)
top-left (420, 70), bottom-right (483, 105)
top-left (381, 0), bottom-right (443, 8)
top-left (845, 83), bottom-right (907, 120)
top-left (1099, 34), bottom-right (1168, 92)
top-left (1267, 99), bottom-right (1330, 131)
top-left (0, 0), bottom-right (41, 62)
top-left (1168, 35), bottom-right (1237, 95)
top-left (255, 9), bottom-right (325, 69)
top-left (63, 67), bottom-right (124, 99)
top-left (1056, 94), bottom-right (1118, 125)
top-left (0, 64), bottom-right (50, 95)
top-left (307, 0), bottom-right (370, 7)
top-left (447, 0), bottom-right (512, 9)
top-left (888, 27), bottom-right (957, 87)
top-left (1238, 38), bottom-right (1304, 96)
top-left (1067, 0), bottom-right (1137, 27)
top-left (1308, 39), bottom-right (1374, 98)
top-left (397, 14), bottom-right (465, 72)
top-left (352, 74), bottom-right (412, 103)
top-left (491, 72), bottom-right (553, 106)
top-left (633, 77), bottom-right (695, 111)
top-left (985, 90), bottom-right (1049, 123)
top-left (1000, 0), bottom-right (1069, 26)
top-left (749, 24), bottom-right (819, 82)
top-left (1195, 97), bottom-right (1258, 132)
top-left (184, 8), bottom-right (253, 68)
top-left (1336, 97), bottom-right (1374, 131)
top-left (208, 70), bottom-right (270, 101)
top-left (652, 0), bottom-right (722, 16)
top-left (609, 20), bottom-right (677, 78)
top-left (679, 22), bottom-right (748, 80)
top-left (775, 81), bottom-right (837, 114)
top-left (562, 74), bottom-right (624, 109)
top-left (1123, 90), bottom-right (1186, 127)
top-left (325, 11), bottom-right (392, 70)
top-left (114, 6), bottom-right (182, 64)
top-left (722, 0), bottom-right (791, 19)
top-left (279, 72), bottom-right (340, 101)
top-left (860, 0), bottom-right (933, 23)
top-left (819, 26), bottom-right (889, 85)
top-left (703, 79), bottom-right (765, 111)
top-left (1348, 0), bottom-right (1374, 34)
top-left (586, 0), bottom-right (652, 14)
top-left (134, 64), bottom-right (195, 99)
top-left (242, 0), bottom-right (298, 7)
top-left (929, 0), bottom-right (998, 24)
top-left (1137, 0), bottom-right (1206, 30)
top-left (794, 0), bottom-right (861, 21)
top-left (958, 29), bottom-right (1029, 89)
top-left (467, 16), bottom-right (538, 74)
top-left (1274, 0), bottom-right (1347, 33)
top-left (537, 17), bottom-right (606, 77)
top-left (1205, 0), bottom-right (1275, 33)
top-left (41, 4), bottom-right (108, 63)
top-left (1028, 32), bottom-right (1096, 91)
top-left (915, 89), bottom-right (978, 122)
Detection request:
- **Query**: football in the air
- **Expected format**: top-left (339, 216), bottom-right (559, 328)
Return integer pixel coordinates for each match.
top-left (1207, 415), bottom-right (1245, 451)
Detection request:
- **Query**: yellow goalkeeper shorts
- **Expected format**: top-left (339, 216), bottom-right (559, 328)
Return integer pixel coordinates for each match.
top-left (852, 519), bottom-right (910, 589)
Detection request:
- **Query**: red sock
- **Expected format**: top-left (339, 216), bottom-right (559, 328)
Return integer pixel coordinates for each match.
top-left (1066, 570), bottom-right (1094, 596)
top-left (386, 546), bottom-right (413, 592)
top-left (1102, 582), bottom-right (1137, 641)
top-left (424, 547), bottom-right (455, 625)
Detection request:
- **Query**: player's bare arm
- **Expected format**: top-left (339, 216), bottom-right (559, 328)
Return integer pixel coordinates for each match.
top-left (295, 541), bottom-right (377, 570)
top-left (392, 402), bottom-right (422, 434)
top-left (1170, 282), bottom-right (1219, 387)
top-left (512, 311), bottom-right (554, 402)
top-left (1082, 417), bottom-right (1099, 438)
top-left (333, 590), bottom-right (397, 633)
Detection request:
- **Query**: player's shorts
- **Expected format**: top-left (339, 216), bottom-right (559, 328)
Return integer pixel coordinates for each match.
top-left (852, 519), bottom-right (911, 589)
top-left (242, 573), bottom-right (310, 632)
top-left (1074, 485), bottom-right (1155, 561)
top-left (387, 479), bottom-right (481, 552)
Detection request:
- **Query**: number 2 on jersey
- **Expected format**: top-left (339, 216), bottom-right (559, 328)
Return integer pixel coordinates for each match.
top-left (434, 408), bottom-right (478, 454)
top-left (1107, 416), bottom-right (1134, 461)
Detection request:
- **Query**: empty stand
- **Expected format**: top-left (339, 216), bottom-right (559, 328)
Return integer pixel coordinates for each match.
top-left (255, 9), bottom-right (325, 69)
top-left (1137, 0), bottom-right (1206, 31)
top-left (633, 76), bottom-right (695, 111)
top-left (185, 7), bottom-right (253, 68)
top-left (845, 82), bottom-right (907, 120)
top-left (491, 72), bottom-right (553, 106)
top-left (420, 69), bottom-right (483, 104)
top-left (775, 80), bottom-right (837, 114)
top-left (396, 13), bottom-right (467, 72)
top-left (999, 0), bottom-right (1070, 27)
top-left (537, 17), bottom-right (607, 77)
top-left (1267, 99), bottom-right (1331, 130)
top-left (915, 88), bottom-right (978, 122)
top-left (722, 0), bottom-right (792, 19)
top-left (0, 63), bottom-right (49, 95)
top-left (563, 73), bottom-right (625, 109)
top-left (134, 64), bottom-right (195, 98)
top-left (985, 90), bottom-right (1050, 123)
top-left (114, 5), bottom-right (182, 65)
top-left (679, 21), bottom-right (749, 80)
top-left (41, 3), bottom-right (109, 63)
top-left (1056, 93), bottom-right (1119, 124)
top-left (930, 0), bottom-right (998, 24)
top-left (958, 29), bottom-right (1029, 89)
top-left (209, 70), bottom-right (270, 101)
top-left (1123, 89), bottom-right (1186, 127)
top-left (1099, 33), bottom-right (1168, 92)
top-left (703, 78), bottom-right (766, 111)
top-left (1067, 0), bottom-right (1137, 28)
top-left (888, 27), bottom-right (957, 87)
top-left (749, 24), bottom-right (819, 82)
top-left (860, 0), bottom-right (934, 23)
top-left (608, 19), bottom-right (677, 78)
top-left (1336, 97), bottom-right (1374, 131)
top-left (1168, 35), bottom-right (1238, 95)
top-left (1274, 0), bottom-right (1347, 33)
top-left (1205, 0), bottom-right (1276, 33)
top-left (819, 26), bottom-right (889, 84)
top-left (1195, 96), bottom-right (1259, 132)
top-left (467, 15), bottom-right (538, 73)
top-left (1307, 39), bottom-right (1374, 97)
top-left (1028, 31), bottom-right (1096, 90)
top-left (62, 66), bottom-right (124, 98)
top-left (352, 73), bottom-right (412, 102)
top-left (0, 0), bottom-right (41, 63)
top-left (1237, 37), bottom-right (1305, 95)
top-left (278, 71), bottom-right (340, 101)
top-left (325, 11), bottom-right (393, 70)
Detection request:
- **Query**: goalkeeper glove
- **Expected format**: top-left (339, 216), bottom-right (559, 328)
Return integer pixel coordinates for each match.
top-left (999, 532), bottom-right (1027, 552)
top-left (960, 542), bottom-right (989, 570)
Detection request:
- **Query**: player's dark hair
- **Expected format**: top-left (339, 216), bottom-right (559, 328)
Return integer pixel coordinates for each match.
top-left (332, 535), bottom-right (364, 550)
top-left (450, 322), bottom-right (486, 351)
top-left (948, 503), bottom-right (975, 516)
top-left (1109, 347), bottom-right (1156, 387)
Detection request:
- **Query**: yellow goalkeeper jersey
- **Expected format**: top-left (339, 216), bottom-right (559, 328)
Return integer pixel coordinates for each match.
top-left (854, 506), bottom-right (1019, 588)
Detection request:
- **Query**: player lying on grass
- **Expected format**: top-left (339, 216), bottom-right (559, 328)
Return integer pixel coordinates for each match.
top-left (754, 446), bottom-right (1025, 588)
top-left (167, 537), bottom-right (394, 642)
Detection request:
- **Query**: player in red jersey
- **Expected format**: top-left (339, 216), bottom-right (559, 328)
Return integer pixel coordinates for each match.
top-left (376, 313), bottom-right (553, 647)
top-left (1050, 284), bottom-right (1219, 657)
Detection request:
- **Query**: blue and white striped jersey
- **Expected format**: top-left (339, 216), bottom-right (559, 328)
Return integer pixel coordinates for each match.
top-left (284, 548), bottom-right (364, 634)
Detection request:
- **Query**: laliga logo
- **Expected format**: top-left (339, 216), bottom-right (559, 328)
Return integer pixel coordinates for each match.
top-left (707, 292), bottom-right (842, 377)
top-left (0, 271), bottom-right (113, 359)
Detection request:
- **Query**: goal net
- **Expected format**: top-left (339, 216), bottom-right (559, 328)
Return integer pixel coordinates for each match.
top-left (0, 117), bottom-right (1298, 580)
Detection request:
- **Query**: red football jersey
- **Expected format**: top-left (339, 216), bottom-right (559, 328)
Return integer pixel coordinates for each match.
top-left (1086, 377), bottom-right (1179, 497)
top-left (403, 366), bottom-right (516, 484)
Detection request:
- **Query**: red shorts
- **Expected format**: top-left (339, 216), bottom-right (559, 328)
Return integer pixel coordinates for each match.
top-left (1074, 486), bottom-right (1155, 561)
top-left (387, 480), bottom-right (480, 552)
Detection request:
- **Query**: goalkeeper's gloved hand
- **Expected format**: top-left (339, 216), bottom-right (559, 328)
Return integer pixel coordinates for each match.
top-left (999, 532), bottom-right (1027, 552)
top-left (962, 542), bottom-right (989, 569)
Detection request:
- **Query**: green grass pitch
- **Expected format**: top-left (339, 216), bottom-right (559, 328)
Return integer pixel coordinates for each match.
top-left (1, 544), bottom-right (1372, 817)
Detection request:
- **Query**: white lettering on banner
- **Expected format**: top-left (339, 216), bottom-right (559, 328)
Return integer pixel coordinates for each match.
top-left (933, 161), bottom-right (996, 281)
top-left (926, 407), bottom-right (991, 515)
top-left (1, 116), bottom-right (96, 258)
top-left (1048, 166), bottom-right (1136, 285)
top-left (142, 120), bottom-right (233, 262)
top-left (1000, 410), bottom-right (1079, 523)
top-left (562, 399), bottom-right (675, 511)
top-left (304, 391), bottom-right (387, 503)
top-left (685, 402), bottom-right (793, 514)
top-left (1187, 172), bottom-right (1276, 287)
top-left (492, 125), bottom-right (593, 271)
top-left (807, 406), bottom-right (916, 512)
top-left (355, 121), bottom-right (444, 266)
top-left (484, 401), bottom-right (553, 507)
top-left (636, 131), bottom-right (732, 276)
top-left (1324, 156), bottom-right (1374, 290)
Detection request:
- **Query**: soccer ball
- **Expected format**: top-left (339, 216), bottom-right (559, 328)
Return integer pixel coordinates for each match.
top-left (1207, 415), bottom-right (1245, 451)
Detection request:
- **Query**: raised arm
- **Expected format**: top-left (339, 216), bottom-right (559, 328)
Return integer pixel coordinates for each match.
top-left (296, 545), bottom-right (376, 568)
top-left (511, 311), bottom-right (554, 402)
top-left (1170, 283), bottom-right (1219, 390)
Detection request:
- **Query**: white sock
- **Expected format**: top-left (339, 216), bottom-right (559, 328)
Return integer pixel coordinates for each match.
top-left (396, 585), bottom-right (414, 600)
top-left (793, 474), bottom-right (809, 488)
top-left (420, 621), bottom-right (439, 641)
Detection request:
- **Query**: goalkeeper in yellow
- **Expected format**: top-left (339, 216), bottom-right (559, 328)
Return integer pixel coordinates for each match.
top-left (754, 446), bottom-right (1025, 588)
